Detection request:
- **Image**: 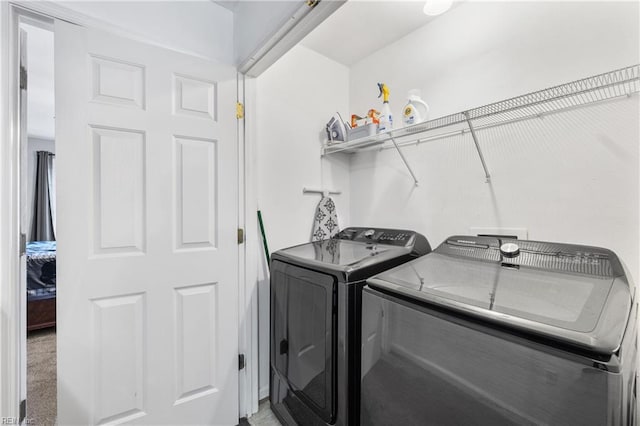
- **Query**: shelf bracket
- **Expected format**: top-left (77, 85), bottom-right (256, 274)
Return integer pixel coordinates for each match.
top-left (463, 112), bottom-right (491, 182)
top-left (389, 135), bottom-right (419, 185)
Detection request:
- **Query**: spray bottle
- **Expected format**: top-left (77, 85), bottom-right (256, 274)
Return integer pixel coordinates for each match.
top-left (377, 83), bottom-right (392, 133)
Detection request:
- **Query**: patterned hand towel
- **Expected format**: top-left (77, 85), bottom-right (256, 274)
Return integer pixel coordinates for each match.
top-left (311, 196), bottom-right (339, 241)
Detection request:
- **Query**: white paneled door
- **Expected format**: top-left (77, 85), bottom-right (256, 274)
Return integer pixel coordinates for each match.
top-left (55, 21), bottom-right (238, 425)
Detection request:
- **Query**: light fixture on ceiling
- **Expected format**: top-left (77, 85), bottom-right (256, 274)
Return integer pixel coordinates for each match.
top-left (423, 0), bottom-right (453, 16)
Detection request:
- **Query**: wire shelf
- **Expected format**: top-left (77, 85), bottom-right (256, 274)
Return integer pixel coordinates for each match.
top-left (323, 64), bottom-right (640, 155)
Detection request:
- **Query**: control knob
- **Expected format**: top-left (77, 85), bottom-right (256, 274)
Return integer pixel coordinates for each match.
top-left (500, 242), bottom-right (520, 258)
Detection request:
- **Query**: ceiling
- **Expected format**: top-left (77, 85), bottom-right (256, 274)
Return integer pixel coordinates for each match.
top-left (213, 0), bottom-right (455, 68)
top-left (213, 0), bottom-right (241, 12)
top-left (300, 1), bottom-right (441, 66)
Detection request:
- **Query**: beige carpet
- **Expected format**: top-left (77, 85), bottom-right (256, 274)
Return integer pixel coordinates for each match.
top-left (27, 328), bottom-right (57, 426)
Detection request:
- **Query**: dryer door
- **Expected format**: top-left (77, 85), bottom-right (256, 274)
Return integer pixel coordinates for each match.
top-left (271, 261), bottom-right (337, 423)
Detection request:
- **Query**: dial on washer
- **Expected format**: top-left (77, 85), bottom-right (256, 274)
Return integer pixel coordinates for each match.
top-left (500, 242), bottom-right (520, 258)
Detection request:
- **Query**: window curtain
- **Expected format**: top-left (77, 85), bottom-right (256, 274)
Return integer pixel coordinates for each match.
top-left (31, 150), bottom-right (56, 241)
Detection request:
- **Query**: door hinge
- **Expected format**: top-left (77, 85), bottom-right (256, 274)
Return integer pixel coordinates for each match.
top-left (20, 65), bottom-right (27, 91)
top-left (236, 102), bottom-right (244, 119)
top-left (20, 233), bottom-right (27, 255)
top-left (306, 0), bottom-right (319, 7)
top-left (239, 354), bottom-right (246, 370)
top-left (19, 399), bottom-right (26, 423)
top-left (237, 228), bottom-right (245, 244)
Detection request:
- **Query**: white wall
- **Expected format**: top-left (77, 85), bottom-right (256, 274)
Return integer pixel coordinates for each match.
top-left (254, 44), bottom-right (350, 397)
top-left (348, 1), bottom-right (640, 283)
top-left (56, 1), bottom-right (234, 64)
top-left (350, 1), bottom-right (640, 121)
top-left (22, 23), bottom-right (54, 140)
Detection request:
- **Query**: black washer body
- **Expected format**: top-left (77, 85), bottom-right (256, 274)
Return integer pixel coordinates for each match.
top-left (361, 236), bottom-right (637, 426)
top-left (270, 227), bottom-right (431, 426)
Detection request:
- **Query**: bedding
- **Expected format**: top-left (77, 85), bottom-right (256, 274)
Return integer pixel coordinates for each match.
top-left (26, 241), bottom-right (56, 301)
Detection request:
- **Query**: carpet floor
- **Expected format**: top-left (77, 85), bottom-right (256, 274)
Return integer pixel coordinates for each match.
top-left (27, 328), bottom-right (57, 426)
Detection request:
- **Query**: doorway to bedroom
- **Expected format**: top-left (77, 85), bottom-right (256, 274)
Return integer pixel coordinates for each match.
top-left (20, 18), bottom-right (57, 425)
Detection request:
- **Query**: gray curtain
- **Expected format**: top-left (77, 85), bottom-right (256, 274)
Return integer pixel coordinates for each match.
top-left (31, 151), bottom-right (56, 241)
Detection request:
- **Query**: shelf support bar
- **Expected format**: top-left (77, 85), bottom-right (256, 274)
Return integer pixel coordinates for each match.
top-left (463, 112), bottom-right (491, 182)
top-left (389, 135), bottom-right (419, 185)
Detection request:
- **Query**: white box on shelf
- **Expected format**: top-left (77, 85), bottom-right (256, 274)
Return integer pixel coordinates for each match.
top-left (347, 123), bottom-right (377, 140)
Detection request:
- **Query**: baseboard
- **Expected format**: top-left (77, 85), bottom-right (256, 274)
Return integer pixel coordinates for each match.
top-left (259, 385), bottom-right (269, 401)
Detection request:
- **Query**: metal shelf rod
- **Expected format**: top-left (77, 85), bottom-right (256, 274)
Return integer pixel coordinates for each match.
top-left (389, 136), bottom-right (419, 186)
top-left (463, 112), bottom-right (491, 182)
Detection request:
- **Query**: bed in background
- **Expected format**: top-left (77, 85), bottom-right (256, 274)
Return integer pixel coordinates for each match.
top-left (26, 241), bottom-right (56, 331)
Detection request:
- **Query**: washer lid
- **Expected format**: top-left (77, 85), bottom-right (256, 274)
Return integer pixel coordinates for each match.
top-left (367, 236), bottom-right (633, 355)
top-left (277, 239), bottom-right (407, 270)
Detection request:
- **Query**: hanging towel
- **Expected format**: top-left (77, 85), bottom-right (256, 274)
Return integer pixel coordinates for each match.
top-left (311, 196), bottom-right (339, 241)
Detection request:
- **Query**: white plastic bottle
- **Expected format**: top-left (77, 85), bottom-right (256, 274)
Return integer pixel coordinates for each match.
top-left (377, 83), bottom-right (393, 133)
top-left (403, 89), bottom-right (430, 126)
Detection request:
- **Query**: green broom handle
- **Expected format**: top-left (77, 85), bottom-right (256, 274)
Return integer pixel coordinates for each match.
top-left (257, 210), bottom-right (270, 269)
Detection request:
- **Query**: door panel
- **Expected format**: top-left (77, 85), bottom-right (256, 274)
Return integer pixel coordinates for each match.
top-left (92, 293), bottom-right (145, 424)
top-left (90, 55), bottom-right (145, 108)
top-left (55, 20), bottom-right (238, 425)
top-left (174, 136), bottom-right (217, 250)
top-left (91, 125), bottom-right (146, 254)
top-left (270, 261), bottom-right (336, 422)
top-left (174, 283), bottom-right (218, 403)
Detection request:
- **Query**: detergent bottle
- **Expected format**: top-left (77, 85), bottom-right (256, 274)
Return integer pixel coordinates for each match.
top-left (402, 89), bottom-right (430, 126)
top-left (377, 83), bottom-right (393, 133)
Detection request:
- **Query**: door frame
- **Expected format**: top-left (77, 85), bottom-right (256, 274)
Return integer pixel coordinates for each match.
top-left (237, 72), bottom-right (260, 417)
top-left (238, 73), bottom-right (261, 414)
top-left (0, 2), bottom-right (257, 419)
top-left (0, 2), bottom-right (22, 419)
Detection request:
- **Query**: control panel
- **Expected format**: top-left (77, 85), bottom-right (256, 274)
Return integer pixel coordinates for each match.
top-left (337, 227), bottom-right (416, 247)
top-left (439, 235), bottom-right (622, 278)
